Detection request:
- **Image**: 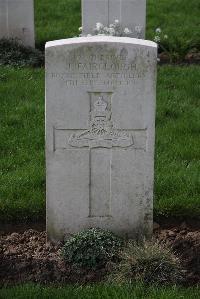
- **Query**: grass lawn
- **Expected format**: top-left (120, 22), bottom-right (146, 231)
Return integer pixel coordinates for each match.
top-left (0, 65), bottom-right (199, 223)
top-left (155, 65), bottom-right (200, 219)
top-left (35, 0), bottom-right (200, 59)
top-left (0, 1), bottom-right (199, 297)
top-left (0, 67), bottom-right (45, 222)
top-left (0, 284), bottom-right (200, 299)
top-left (0, 0), bottom-right (199, 223)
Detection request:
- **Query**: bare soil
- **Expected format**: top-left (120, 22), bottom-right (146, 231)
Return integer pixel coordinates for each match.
top-left (158, 51), bottom-right (200, 64)
top-left (0, 224), bottom-right (199, 286)
top-left (155, 224), bottom-right (200, 286)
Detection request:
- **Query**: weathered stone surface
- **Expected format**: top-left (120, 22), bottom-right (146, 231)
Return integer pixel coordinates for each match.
top-left (45, 36), bottom-right (157, 242)
top-left (0, 0), bottom-right (35, 47)
top-left (82, 0), bottom-right (146, 38)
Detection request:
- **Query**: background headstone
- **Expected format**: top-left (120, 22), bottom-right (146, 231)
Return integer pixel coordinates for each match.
top-left (0, 0), bottom-right (35, 47)
top-left (46, 36), bottom-right (157, 242)
top-left (82, 0), bottom-right (146, 38)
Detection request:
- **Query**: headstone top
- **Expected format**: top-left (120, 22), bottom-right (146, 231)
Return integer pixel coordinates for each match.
top-left (82, 0), bottom-right (146, 38)
top-left (46, 36), bottom-right (157, 49)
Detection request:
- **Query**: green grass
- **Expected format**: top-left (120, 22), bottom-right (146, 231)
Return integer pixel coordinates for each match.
top-left (35, 0), bottom-right (81, 49)
top-left (0, 284), bottom-right (200, 299)
top-left (0, 67), bottom-right (45, 222)
top-left (0, 65), bottom-right (199, 223)
top-left (34, 0), bottom-right (200, 58)
top-left (155, 65), bottom-right (200, 219)
top-left (147, 0), bottom-right (200, 59)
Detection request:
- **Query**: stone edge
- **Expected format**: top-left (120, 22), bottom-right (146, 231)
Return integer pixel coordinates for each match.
top-left (45, 36), bottom-right (157, 49)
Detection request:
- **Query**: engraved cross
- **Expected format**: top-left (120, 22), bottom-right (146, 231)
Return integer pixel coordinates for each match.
top-left (53, 92), bottom-right (147, 218)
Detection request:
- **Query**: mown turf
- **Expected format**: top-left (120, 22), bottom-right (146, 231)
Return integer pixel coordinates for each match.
top-left (0, 284), bottom-right (200, 299)
top-left (155, 65), bottom-right (200, 219)
top-left (147, 0), bottom-right (200, 59)
top-left (0, 65), bottom-right (199, 223)
top-left (35, 0), bottom-right (200, 58)
top-left (0, 67), bottom-right (45, 222)
top-left (35, 0), bottom-right (81, 49)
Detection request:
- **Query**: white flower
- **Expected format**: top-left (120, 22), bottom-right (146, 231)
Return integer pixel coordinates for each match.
top-left (87, 34), bottom-right (92, 37)
top-left (154, 35), bottom-right (161, 43)
top-left (108, 27), bottom-right (115, 35)
top-left (114, 19), bottom-right (119, 24)
top-left (78, 26), bottom-right (82, 32)
top-left (124, 27), bottom-right (131, 34)
top-left (96, 22), bottom-right (103, 30)
top-left (135, 25), bottom-right (142, 33)
top-left (164, 34), bottom-right (168, 39)
top-left (155, 28), bottom-right (161, 34)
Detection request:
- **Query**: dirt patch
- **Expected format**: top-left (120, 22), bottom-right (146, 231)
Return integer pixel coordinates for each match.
top-left (155, 225), bottom-right (200, 286)
top-left (0, 229), bottom-right (105, 286)
top-left (158, 51), bottom-right (200, 64)
top-left (0, 226), bottom-right (199, 286)
top-left (0, 222), bottom-right (45, 235)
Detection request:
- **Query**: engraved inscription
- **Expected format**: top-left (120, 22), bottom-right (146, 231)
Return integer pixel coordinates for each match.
top-left (68, 96), bottom-right (133, 148)
top-left (47, 47), bottom-right (153, 88)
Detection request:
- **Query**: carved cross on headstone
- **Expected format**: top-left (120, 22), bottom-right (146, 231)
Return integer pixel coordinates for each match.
top-left (45, 37), bottom-right (157, 241)
top-left (82, 0), bottom-right (146, 38)
top-left (53, 92), bottom-right (147, 218)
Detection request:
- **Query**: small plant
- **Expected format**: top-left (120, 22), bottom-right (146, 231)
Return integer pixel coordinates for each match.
top-left (93, 20), bottom-right (132, 37)
top-left (153, 28), bottom-right (173, 62)
top-left (62, 228), bottom-right (123, 269)
top-left (110, 239), bottom-right (185, 285)
top-left (0, 38), bottom-right (44, 67)
top-left (79, 20), bottom-right (143, 38)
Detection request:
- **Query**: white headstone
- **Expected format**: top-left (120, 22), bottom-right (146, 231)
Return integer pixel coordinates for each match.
top-left (45, 36), bottom-right (157, 242)
top-left (82, 0), bottom-right (146, 38)
top-left (0, 0), bottom-right (35, 47)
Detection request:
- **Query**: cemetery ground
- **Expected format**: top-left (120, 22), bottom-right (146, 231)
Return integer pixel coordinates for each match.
top-left (0, 0), bottom-right (200, 297)
top-left (0, 283), bottom-right (200, 299)
top-left (35, 0), bottom-right (200, 62)
top-left (0, 65), bottom-right (199, 224)
top-left (1, 64), bottom-right (200, 295)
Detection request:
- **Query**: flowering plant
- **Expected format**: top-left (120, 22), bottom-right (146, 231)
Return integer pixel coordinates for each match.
top-left (154, 28), bottom-right (172, 62)
top-left (93, 19), bottom-right (132, 37)
top-left (79, 20), bottom-right (143, 38)
top-left (154, 27), bottom-right (168, 43)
